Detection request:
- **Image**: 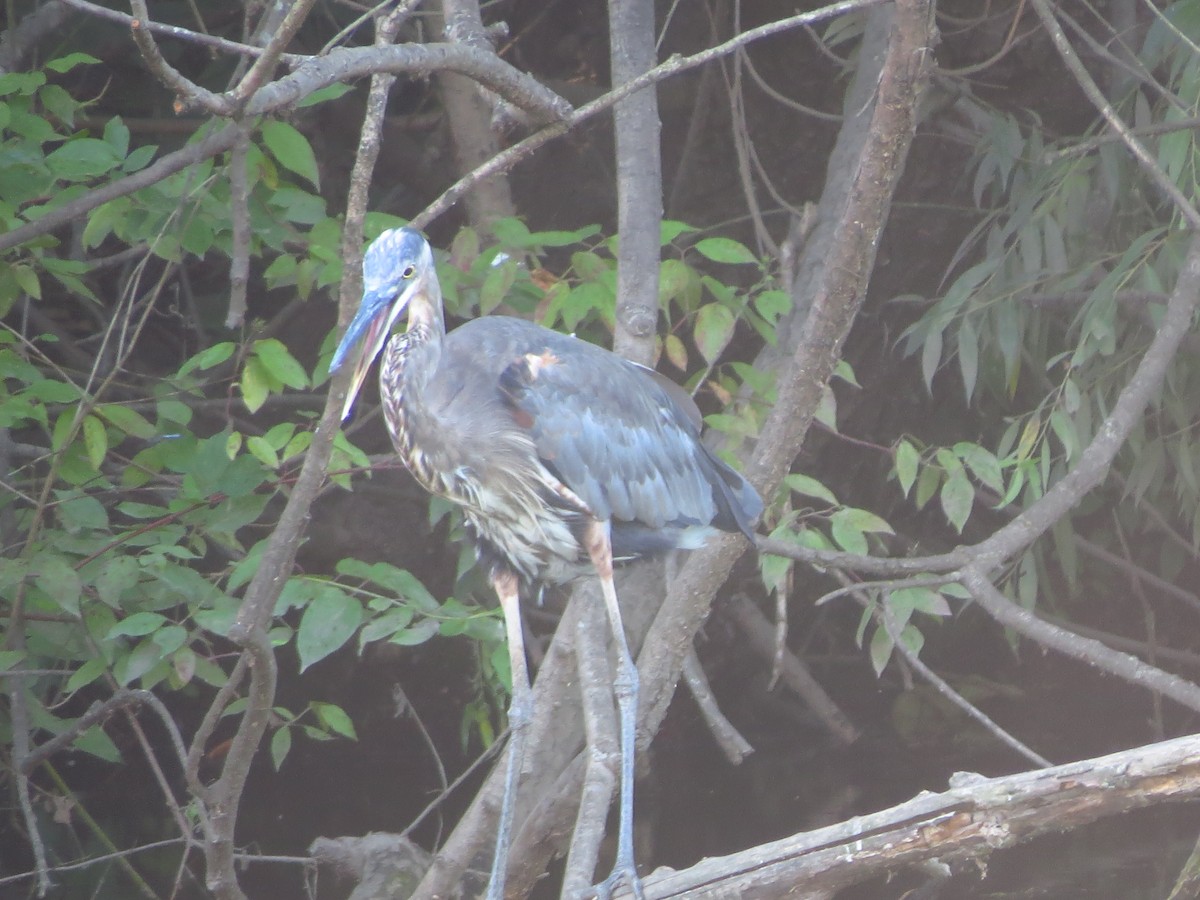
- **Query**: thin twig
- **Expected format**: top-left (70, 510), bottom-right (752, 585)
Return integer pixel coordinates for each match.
top-left (229, 0), bottom-right (319, 107)
top-left (864, 579), bottom-right (1053, 768)
top-left (682, 648), bottom-right (754, 765)
top-left (128, 0), bottom-right (232, 115)
top-left (225, 125), bottom-right (252, 329)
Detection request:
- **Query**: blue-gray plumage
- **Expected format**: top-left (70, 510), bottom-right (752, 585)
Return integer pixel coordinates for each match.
top-left (330, 227), bottom-right (761, 900)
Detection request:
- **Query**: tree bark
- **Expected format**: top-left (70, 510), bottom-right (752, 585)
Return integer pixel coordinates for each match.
top-left (609, 0), bottom-right (664, 366)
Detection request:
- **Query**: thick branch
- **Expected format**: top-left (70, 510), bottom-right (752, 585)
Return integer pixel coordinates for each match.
top-left (435, 0), bottom-right (517, 230)
top-left (641, 0), bottom-right (935, 733)
top-left (201, 15), bottom-right (407, 898)
top-left (409, 6), bottom-right (935, 895)
top-left (639, 731), bottom-right (1200, 898)
top-left (609, 0), bottom-right (663, 366)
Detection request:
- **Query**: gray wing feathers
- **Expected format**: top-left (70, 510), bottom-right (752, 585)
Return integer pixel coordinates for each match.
top-left (446, 315), bottom-right (760, 538)
top-left (500, 348), bottom-right (721, 529)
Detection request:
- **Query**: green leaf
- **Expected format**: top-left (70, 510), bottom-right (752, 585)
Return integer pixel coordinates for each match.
top-left (114, 637), bottom-right (166, 686)
top-left (940, 467), bottom-right (974, 533)
top-left (29, 378), bottom-right (81, 404)
top-left (661, 220), bottom-right (698, 244)
top-left (693, 303), bottom-right (735, 364)
top-left (13, 263), bottom-right (40, 299)
top-left (66, 658), bottom-right (108, 693)
top-left (958, 317), bottom-right (979, 402)
top-left (82, 414), bottom-right (107, 469)
top-left (480, 258), bottom-right (517, 315)
top-left (152, 625), bottom-right (188, 655)
top-left (837, 507), bottom-right (894, 534)
top-left (359, 606), bottom-right (416, 647)
top-left (914, 463), bottom-right (941, 510)
top-left (920, 329), bottom-right (943, 392)
top-left (261, 120), bottom-right (320, 188)
top-left (658, 259), bottom-right (692, 306)
top-left (869, 623), bottom-right (894, 676)
top-left (34, 553), bottom-right (82, 615)
top-left (241, 357), bottom-right (270, 412)
top-left (389, 618), bottom-right (439, 646)
top-left (74, 724), bottom-right (122, 762)
top-left (313, 702), bottom-right (357, 739)
top-left (271, 726), bottom-right (292, 770)
top-left (246, 436), bottom-right (279, 469)
top-left (179, 341), bottom-right (235, 375)
top-left (335, 559), bottom-right (439, 611)
top-left (103, 116), bottom-right (130, 157)
top-left (40, 84), bottom-right (77, 126)
top-left (663, 333), bottom-right (688, 370)
top-left (694, 237), bottom-right (756, 265)
top-left (895, 440), bottom-right (919, 498)
top-left (296, 586), bottom-right (363, 671)
top-left (297, 82), bottom-right (354, 108)
top-left (784, 473), bottom-right (837, 504)
top-left (107, 612), bottom-right (168, 639)
top-left (954, 442), bottom-right (1004, 493)
top-left (45, 53), bottom-right (100, 73)
top-left (95, 403), bottom-right (156, 440)
top-left (830, 509), bottom-right (867, 555)
top-left (46, 139), bottom-right (121, 180)
top-left (254, 338), bottom-right (309, 389)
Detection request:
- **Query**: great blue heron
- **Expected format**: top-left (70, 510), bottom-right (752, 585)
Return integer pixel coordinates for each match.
top-left (331, 227), bottom-right (762, 899)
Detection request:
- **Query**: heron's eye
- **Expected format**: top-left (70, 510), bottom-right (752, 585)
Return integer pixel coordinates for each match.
top-left (402, 265), bottom-right (416, 279)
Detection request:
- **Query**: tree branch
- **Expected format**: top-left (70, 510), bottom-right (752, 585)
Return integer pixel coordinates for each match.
top-left (609, 0), bottom-right (663, 366)
top-left (639, 731), bottom-right (1200, 898)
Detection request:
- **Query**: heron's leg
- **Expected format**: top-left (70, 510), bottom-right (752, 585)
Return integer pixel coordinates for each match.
top-left (583, 519), bottom-right (646, 900)
top-left (487, 569), bottom-right (532, 900)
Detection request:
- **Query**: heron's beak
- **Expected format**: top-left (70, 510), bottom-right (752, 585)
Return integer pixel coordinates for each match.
top-left (330, 284), bottom-right (412, 421)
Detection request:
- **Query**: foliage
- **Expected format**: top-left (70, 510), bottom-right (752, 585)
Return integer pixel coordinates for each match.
top-left (0, 55), bottom-right (788, 849)
top-left (0, 54), bottom-right (515, 787)
top-left (889, 0), bottom-right (1200, 625)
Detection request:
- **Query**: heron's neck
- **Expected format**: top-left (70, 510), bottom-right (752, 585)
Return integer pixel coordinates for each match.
top-left (381, 320), bottom-right (444, 478)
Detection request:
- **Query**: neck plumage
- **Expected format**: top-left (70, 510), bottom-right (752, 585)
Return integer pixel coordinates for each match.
top-left (380, 290), bottom-right (445, 481)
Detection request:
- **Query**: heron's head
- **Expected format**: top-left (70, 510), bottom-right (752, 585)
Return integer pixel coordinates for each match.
top-left (330, 228), bottom-right (436, 420)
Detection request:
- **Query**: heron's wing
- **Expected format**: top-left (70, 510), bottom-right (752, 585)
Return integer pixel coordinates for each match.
top-left (497, 341), bottom-right (757, 536)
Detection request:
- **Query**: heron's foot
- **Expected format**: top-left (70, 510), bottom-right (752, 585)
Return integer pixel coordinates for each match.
top-left (591, 861), bottom-right (645, 900)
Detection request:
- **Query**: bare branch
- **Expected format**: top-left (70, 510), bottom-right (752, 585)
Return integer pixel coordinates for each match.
top-left (641, 732), bottom-right (1200, 898)
top-left (960, 565), bottom-right (1200, 714)
top-left (682, 648), bottom-right (755, 765)
top-left (435, 0), bottom-right (517, 229)
top-left (609, 0), bottom-right (663, 365)
top-left (641, 0), bottom-right (936, 736)
top-left (129, 0), bottom-right (233, 115)
top-left (563, 599), bottom-right (620, 897)
top-left (60, 0), bottom-right (291, 62)
top-left (229, 0), bottom-right (318, 107)
top-left (225, 126), bottom-right (252, 329)
top-left (867, 581), bottom-right (1052, 768)
top-left (723, 594), bottom-right (860, 746)
top-left (200, 13), bottom-right (410, 896)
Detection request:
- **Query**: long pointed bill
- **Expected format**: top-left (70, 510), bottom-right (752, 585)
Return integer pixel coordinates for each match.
top-left (330, 288), bottom-right (405, 421)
